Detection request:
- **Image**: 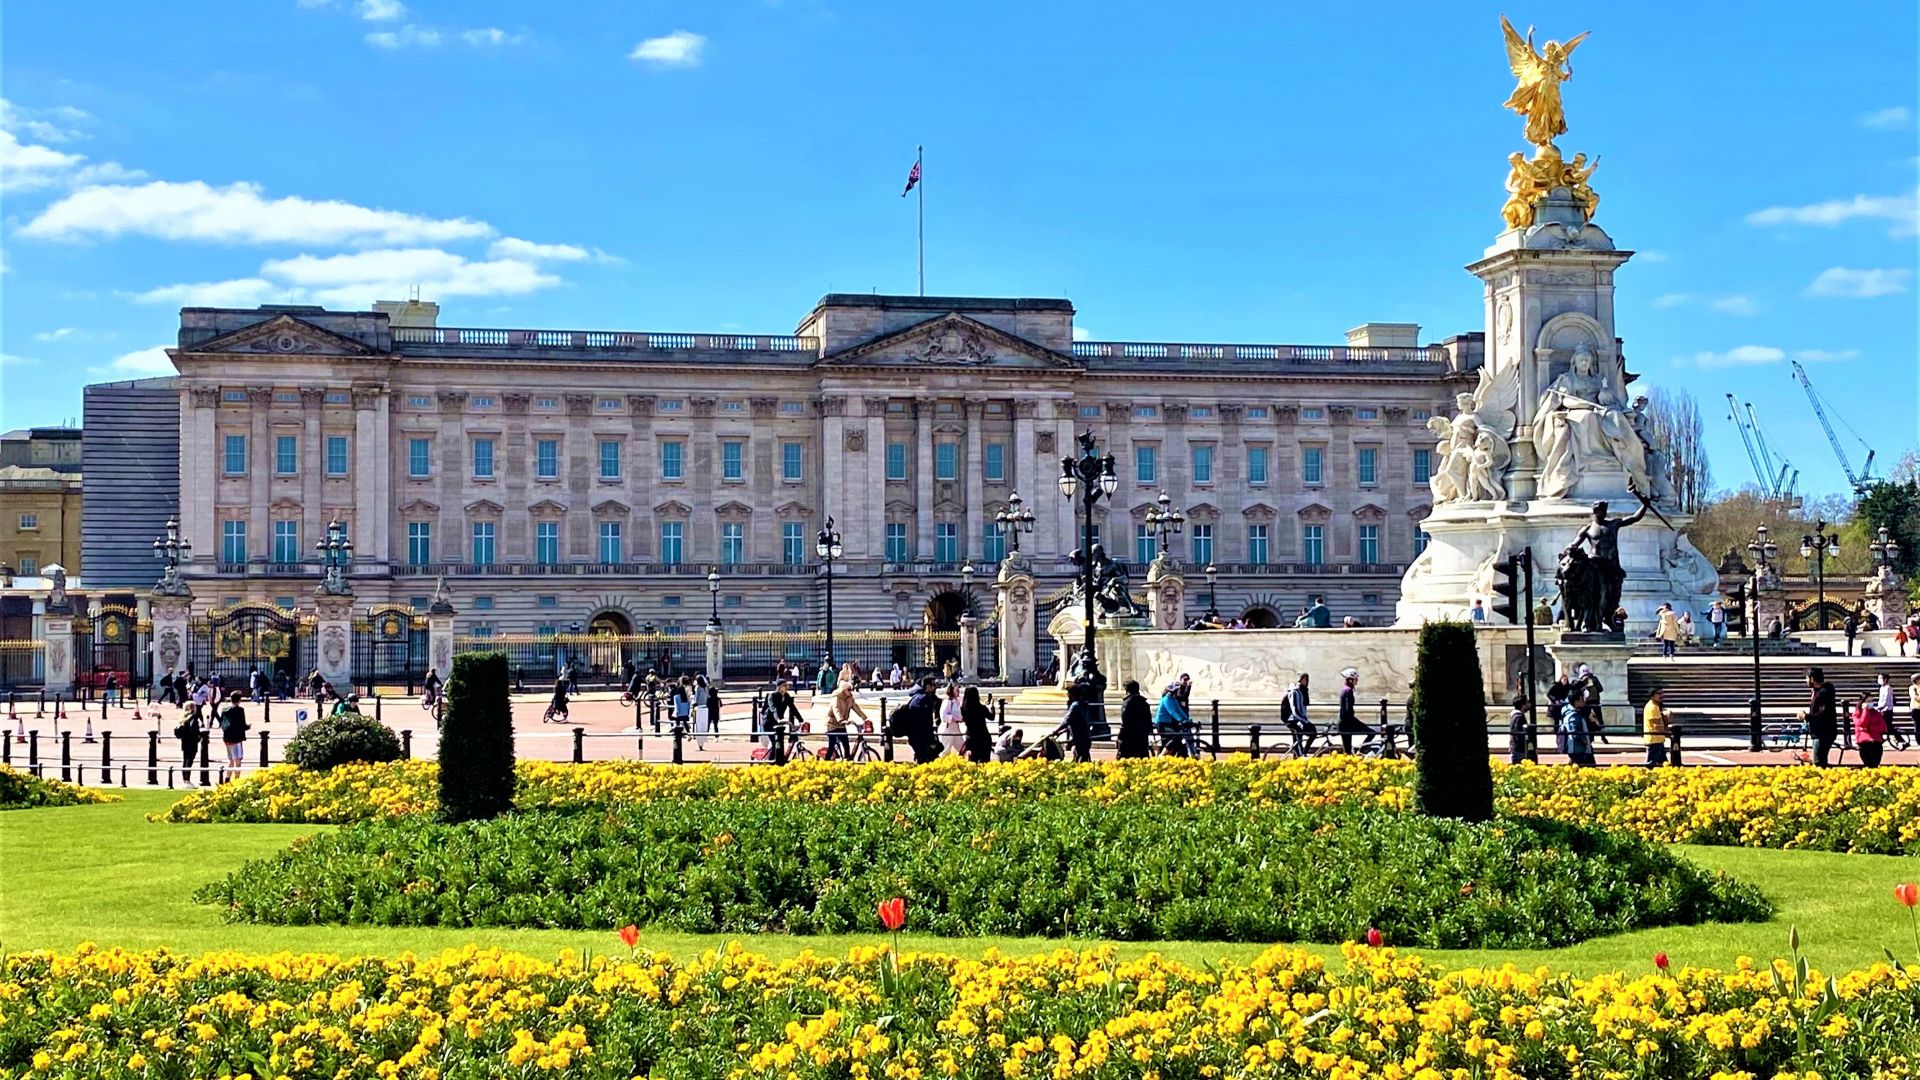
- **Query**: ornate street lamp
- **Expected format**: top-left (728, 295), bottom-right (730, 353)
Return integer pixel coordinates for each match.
top-left (815, 516), bottom-right (843, 667)
top-left (153, 516), bottom-right (193, 593)
top-left (1145, 490), bottom-right (1186, 559)
top-left (1870, 525), bottom-right (1902, 571)
top-left (1059, 431), bottom-right (1119, 688)
top-left (1800, 521), bottom-right (1839, 630)
top-left (1743, 524), bottom-right (1780, 752)
top-left (315, 519), bottom-right (352, 594)
top-left (961, 561), bottom-right (975, 608)
top-left (1204, 563), bottom-right (1219, 621)
top-left (995, 490), bottom-right (1036, 557)
top-left (707, 566), bottom-right (722, 630)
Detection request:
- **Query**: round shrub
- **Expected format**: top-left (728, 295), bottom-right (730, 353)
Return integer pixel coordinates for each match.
top-left (282, 712), bottom-right (403, 771)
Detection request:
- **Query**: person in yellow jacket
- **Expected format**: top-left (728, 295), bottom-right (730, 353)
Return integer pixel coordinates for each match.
top-left (1654, 603), bottom-right (1681, 659)
top-left (1642, 687), bottom-right (1672, 767)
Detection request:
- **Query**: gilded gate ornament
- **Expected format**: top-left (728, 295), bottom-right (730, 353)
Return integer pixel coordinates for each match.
top-left (1496, 18), bottom-right (1600, 229)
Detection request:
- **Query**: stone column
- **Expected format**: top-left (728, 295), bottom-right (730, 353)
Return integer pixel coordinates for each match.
top-left (861, 400), bottom-right (885, 559)
top-left (353, 386), bottom-right (390, 567)
top-left (705, 621), bottom-right (726, 682)
top-left (313, 592), bottom-right (355, 692)
top-left (300, 388), bottom-right (325, 561)
top-left (1545, 638), bottom-right (1637, 735)
top-left (1053, 402), bottom-right (1076, 560)
top-left (1012, 401), bottom-right (1042, 556)
top-left (963, 402), bottom-right (985, 560)
top-left (993, 559), bottom-right (1037, 684)
top-left (247, 387), bottom-right (272, 566)
top-left (149, 591), bottom-right (194, 689)
top-left (426, 585), bottom-right (458, 681)
top-left (182, 386), bottom-right (220, 561)
top-left (1864, 568), bottom-right (1910, 630)
top-left (821, 396), bottom-right (846, 558)
top-left (42, 604), bottom-right (75, 696)
top-left (914, 398), bottom-right (935, 561)
top-left (1145, 556), bottom-right (1187, 631)
top-left (957, 614), bottom-right (979, 681)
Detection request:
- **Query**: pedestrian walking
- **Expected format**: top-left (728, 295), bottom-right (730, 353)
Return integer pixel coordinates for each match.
top-left (1470, 599), bottom-right (1487, 623)
top-left (1560, 688), bottom-right (1596, 766)
top-left (545, 676), bottom-right (571, 723)
top-left (103, 671), bottom-right (119, 708)
top-left (892, 676), bottom-right (943, 764)
top-left (1910, 673), bottom-right (1920, 745)
top-left (1507, 694), bottom-right (1530, 764)
top-left (940, 683), bottom-right (966, 756)
top-left (1057, 680), bottom-right (1097, 763)
top-left (1843, 609), bottom-right (1860, 656)
top-left (173, 708), bottom-right (201, 783)
top-left (816, 659), bottom-right (836, 698)
top-left (961, 686), bottom-right (994, 763)
top-left (670, 676), bottom-right (692, 737)
top-left (1154, 681), bottom-right (1193, 756)
top-left (217, 691), bottom-right (250, 784)
top-left (1642, 687), bottom-right (1672, 767)
top-left (1337, 667), bottom-right (1369, 754)
top-left (1706, 599), bottom-right (1727, 646)
top-left (1116, 680), bottom-right (1152, 759)
top-left (691, 675), bottom-right (712, 750)
top-left (1853, 695), bottom-right (1890, 768)
top-left (1804, 667), bottom-right (1838, 767)
top-left (1655, 603), bottom-right (1680, 659)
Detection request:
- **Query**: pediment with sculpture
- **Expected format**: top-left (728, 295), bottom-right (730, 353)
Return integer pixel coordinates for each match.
top-left (182, 314), bottom-right (384, 358)
top-left (817, 313), bottom-right (1079, 371)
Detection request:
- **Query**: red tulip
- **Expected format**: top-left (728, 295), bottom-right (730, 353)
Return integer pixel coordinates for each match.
top-left (1653, 952), bottom-right (1669, 971)
top-left (1365, 927), bottom-right (1384, 948)
top-left (617, 924), bottom-right (640, 949)
top-left (877, 897), bottom-right (906, 932)
top-left (1896, 883), bottom-right (1919, 908)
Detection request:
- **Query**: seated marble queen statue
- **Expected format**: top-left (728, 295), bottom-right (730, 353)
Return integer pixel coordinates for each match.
top-left (1530, 345), bottom-right (1648, 499)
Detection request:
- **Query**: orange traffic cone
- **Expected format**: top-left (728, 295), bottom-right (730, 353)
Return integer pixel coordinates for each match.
top-left (12, 716), bottom-right (22, 743)
top-left (83, 717), bottom-right (96, 744)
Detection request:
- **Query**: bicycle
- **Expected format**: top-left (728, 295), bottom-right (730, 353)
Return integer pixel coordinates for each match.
top-left (542, 704), bottom-right (570, 724)
top-left (420, 691), bottom-right (443, 723)
top-left (819, 725), bottom-right (885, 763)
top-left (1282, 721), bottom-right (1340, 759)
top-left (1152, 723), bottom-right (1217, 759)
top-left (1357, 724), bottom-right (1405, 760)
top-left (750, 723), bottom-right (815, 762)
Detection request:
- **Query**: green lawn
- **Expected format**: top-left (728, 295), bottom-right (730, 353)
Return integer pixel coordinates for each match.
top-left (2, 790), bottom-right (1914, 976)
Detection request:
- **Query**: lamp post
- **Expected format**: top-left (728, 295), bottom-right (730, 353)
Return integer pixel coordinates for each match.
top-left (1800, 521), bottom-right (1840, 630)
top-left (1204, 563), bottom-right (1219, 621)
top-left (707, 567), bottom-right (722, 630)
top-left (1145, 491), bottom-right (1185, 559)
top-left (995, 491), bottom-right (1036, 558)
top-left (1870, 525), bottom-right (1902, 575)
top-left (1059, 431), bottom-right (1119, 687)
top-left (153, 516), bottom-right (193, 592)
top-left (315, 518), bottom-right (352, 593)
top-left (961, 561), bottom-right (975, 608)
top-left (815, 516), bottom-right (843, 667)
top-left (1745, 524), bottom-right (1779, 752)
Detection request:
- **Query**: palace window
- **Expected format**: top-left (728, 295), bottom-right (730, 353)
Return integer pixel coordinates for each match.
top-left (720, 522), bottom-right (744, 565)
top-left (1191, 444), bottom-right (1214, 485)
top-left (599, 521), bottom-right (623, 564)
top-left (935, 443), bottom-right (958, 481)
top-left (599, 439), bottom-right (621, 480)
top-left (984, 442), bottom-right (1005, 483)
top-left (325, 391), bottom-right (349, 405)
top-left (781, 441), bottom-right (804, 482)
top-left (1079, 404), bottom-right (1101, 419)
top-left (782, 401), bottom-right (805, 414)
top-left (1247, 524), bottom-right (1269, 565)
top-left (325, 436), bottom-right (349, 476)
top-left (1246, 446), bottom-right (1269, 485)
top-left (17, 513), bottom-right (38, 530)
top-left (471, 522), bottom-right (495, 566)
top-left (535, 522), bottom-right (559, 566)
top-left (221, 520), bottom-right (247, 563)
top-left (1302, 447), bottom-right (1324, 485)
top-left (471, 439), bottom-right (495, 479)
top-left (1357, 407), bottom-right (1379, 421)
top-left (659, 521), bottom-right (685, 565)
top-left (782, 522), bottom-right (805, 564)
top-left (721, 441), bottom-right (744, 481)
top-left (273, 521), bottom-right (299, 564)
top-left (885, 523), bottom-right (909, 563)
top-left (1135, 525), bottom-right (1155, 567)
top-left (408, 438), bottom-right (430, 478)
top-left (934, 522), bottom-right (957, 563)
top-left (1358, 524), bottom-right (1380, 564)
top-left (1191, 524), bottom-right (1213, 566)
top-left (983, 523), bottom-right (1006, 563)
top-left (1302, 407), bottom-right (1324, 420)
top-left (1413, 448), bottom-right (1432, 483)
top-left (661, 440), bottom-right (685, 480)
top-left (536, 439), bottom-right (559, 479)
top-left (408, 395), bottom-right (432, 409)
top-left (275, 435), bottom-right (297, 475)
top-left (223, 435), bottom-right (247, 476)
top-left (1133, 405), bottom-right (1158, 419)
top-left (1302, 524), bottom-right (1324, 566)
top-left (407, 523), bottom-right (431, 566)
top-left (1414, 525), bottom-right (1430, 556)
top-left (1247, 406), bottom-right (1268, 419)
top-left (886, 443), bottom-right (908, 481)
top-left (1135, 445), bottom-right (1157, 484)
top-left (1357, 447), bottom-right (1378, 486)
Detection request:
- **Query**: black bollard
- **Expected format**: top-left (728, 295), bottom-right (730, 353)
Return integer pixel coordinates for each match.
top-left (633, 693), bottom-right (643, 731)
top-left (1210, 699), bottom-right (1221, 758)
top-left (997, 697), bottom-right (1007, 728)
top-left (672, 722), bottom-right (685, 765)
top-left (1748, 696), bottom-right (1763, 754)
top-left (773, 721), bottom-right (789, 766)
top-left (61, 730), bottom-right (72, 783)
top-left (880, 698), bottom-right (893, 762)
top-left (257, 728), bottom-right (270, 769)
top-left (1, 727), bottom-right (8, 765)
top-left (1378, 697), bottom-right (1389, 726)
top-left (1669, 725), bottom-right (1685, 768)
top-left (572, 726), bottom-right (585, 763)
top-left (147, 730), bottom-right (159, 786)
top-left (198, 730), bottom-right (211, 787)
top-left (375, 695), bottom-right (384, 723)
top-left (402, 726), bottom-right (414, 759)
top-left (100, 731), bottom-right (112, 784)
top-left (1248, 724), bottom-right (1263, 759)
top-left (28, 730), bottom-right (39, 772)
top-left (649, 694), bottom-right (661, 735)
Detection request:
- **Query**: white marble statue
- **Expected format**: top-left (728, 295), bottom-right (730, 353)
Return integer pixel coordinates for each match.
top-left (1531, 345), bottom-right (1647, 499)
top-left (1429, 371), bottom-right (1518, 504)
top-left (1629, 395), bottom-right (1679, 506)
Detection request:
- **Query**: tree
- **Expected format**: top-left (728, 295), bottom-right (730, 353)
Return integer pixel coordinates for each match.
top-left (438, 651), bottom-right (516, 823)
top-left (1854, 479), bottom-right (1920, 580)
top-left (1641, 387), bottom-right (1711, 513)
top-left (1407, 620), bottom-right (1494, 823)
top-left (1690, 491), bottom-right (1874, 578)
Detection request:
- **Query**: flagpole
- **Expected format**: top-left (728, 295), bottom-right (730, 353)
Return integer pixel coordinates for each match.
top-left (916, 145), bottom-right (924, 296)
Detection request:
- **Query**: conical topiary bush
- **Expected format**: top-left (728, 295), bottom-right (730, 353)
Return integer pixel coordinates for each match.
top-left (438, 650), bottom-right (516, 823)
top-left (1407, 620), bottom-right (1494, 822)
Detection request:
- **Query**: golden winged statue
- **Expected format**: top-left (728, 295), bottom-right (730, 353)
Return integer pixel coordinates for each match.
top-left (1500, 15), bottom-right (1590, 147)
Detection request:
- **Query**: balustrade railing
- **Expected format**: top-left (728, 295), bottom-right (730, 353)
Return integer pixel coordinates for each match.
top-left (394, 327), bottom-right (818, 353)
top-left (1071, 341), bottom-right (1445, 364)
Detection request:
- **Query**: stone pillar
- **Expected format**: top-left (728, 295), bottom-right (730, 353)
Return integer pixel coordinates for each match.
top-left (352, 386), bottom-right (391, 567)
top-left (313, 592), bottom-right (355, 692)
top-left (1751, 573), bottom-right (1787, 640)
top-left (42, 614), bottom-right (75, 695)
top-left (993, 559), bottom-right (1038, 685)
top-left (426, 581), bottom-right (457, 680)
top-left (963, 402), bottom-right (985, 560)
top-left (1145, 556), bottom-right (1187, 631)
top-left (149, 592), bottom-right (194, 688)
top-left (247, 387), bottom-right (272, 566)
top-left (1864, 568), bottom-right (1910, 630)
top-left (914, 398), bottom-right (935, 561)
top-left (705, 622), bottom-right (726, 683)
top-left (300, 388), bottom-right (325, 561)
top-left (958, 614), bottom-right (979, 681)
top-left (1545, 638), bottom-right (1637, 734)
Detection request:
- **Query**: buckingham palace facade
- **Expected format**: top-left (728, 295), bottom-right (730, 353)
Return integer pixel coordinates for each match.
top-left (95, 293), bottom-right (1478, 637)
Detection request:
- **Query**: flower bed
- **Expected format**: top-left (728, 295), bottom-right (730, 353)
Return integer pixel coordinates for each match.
top-left (0, 765), bottom-right (116, 810)
top-left (158, 756), bottom-right (1920, 856)
top-left (197, 800), bottom-right (1765, 947)
top-left (5, 941), bottom-right (1918, 1078)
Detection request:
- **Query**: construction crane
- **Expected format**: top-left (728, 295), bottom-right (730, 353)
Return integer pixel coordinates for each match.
top-left (1725, 394), bottom-right (1799, 504)
top-left (1789, 360), bottom-right (1876, 494)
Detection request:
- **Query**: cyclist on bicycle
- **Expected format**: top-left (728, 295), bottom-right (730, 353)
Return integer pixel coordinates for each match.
top-left (1282, 672), bottom-right (1315, 756)
top-left (1336, 667), bottom-right (1371, 754)
top-left (824, 677), bottom-right (866, 760)
top-left (422, 667), bottom-right (442, 708)
top-left (545, 676), bottom-right (570, 723)
top-left (1154, 681), bottom-right (1193, 757)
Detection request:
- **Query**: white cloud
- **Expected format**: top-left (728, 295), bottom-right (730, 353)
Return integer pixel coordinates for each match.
top-left (20, 180), bottom-right (493, 246)
top-left (0, 103), bottom-right (143, 193)
top-left (1652, 292), bottom-right (1691, 309)
top-left (0, 99), bottom-right (91, 144)
top-left (366, 24), bottom-right (440, 48)
top-left (1794, 349), bottom-right (1859, 363)
top-left (1746, 188), bottom-right (1918, 236)
top-left (1634, 249), bottom-right (1669, 263)
top-left (1071, 326), bottom-right (1093, 342)
top-left (93, 345), bottom-right (175, 377)
top-left (359, 0), bottom-right (405, 20)
top-left (33, 328), bottom-right (77, 341)
top-left (0, 352), bottom-right (39, 367)
top-left (1710, 295), bottom-right (1759, 316)
top-left (1655, 292), bottom-right (1759, 315)
top-left (128, 278), bottom-right (294, 307)
top-left (461, 27), bottom-right (523, 46)
top-left (259, 248), bottom-right (561, 306)
top-left (1805, 266), bottom-right (1912, 298)
top-left (488, 237), bottom-right (588, 261)
top-left (0, 129), bottom-right (84, 192)
top-left (1859, 106), bottom-right (1912, 130)
top-left (629, 30), bottom-right (705, 66)
top-left (1681, 345), bottom-right (1786, 369)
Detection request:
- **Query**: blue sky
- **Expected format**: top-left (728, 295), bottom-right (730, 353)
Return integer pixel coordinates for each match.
top-left (3, 0), bottom-right (1914, 498)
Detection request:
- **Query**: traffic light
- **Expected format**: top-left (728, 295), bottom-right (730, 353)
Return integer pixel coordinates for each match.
top-left (1490, 549), bottom-right (1529, 624)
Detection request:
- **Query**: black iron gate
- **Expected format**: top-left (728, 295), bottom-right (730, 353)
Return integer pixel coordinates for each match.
top-left (353, 605), bottom-right (425, 693)
top-left (83, 604), bottom-right (141, 688)
top-left (188, 603), bottom-right (304, 688)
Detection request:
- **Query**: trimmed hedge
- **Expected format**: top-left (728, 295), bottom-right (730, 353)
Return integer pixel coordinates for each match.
top-left (1409, 620), bottom-right (1494, 822)
top-left (438, 651), bottom-right (515, 822)
top-left (281, 712), bottom-right (401, 771)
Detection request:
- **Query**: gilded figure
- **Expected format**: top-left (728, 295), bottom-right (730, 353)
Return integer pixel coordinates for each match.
top-left (1500, 16), bottom-right (1589, 148)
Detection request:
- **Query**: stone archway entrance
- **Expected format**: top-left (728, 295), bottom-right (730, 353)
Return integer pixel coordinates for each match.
top-left (922, 590), bottom-right (969, 672)
top-left (1242, 605), bottom-right (1281, 629)
top-left (589, 610), bottom-right (633, 636)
